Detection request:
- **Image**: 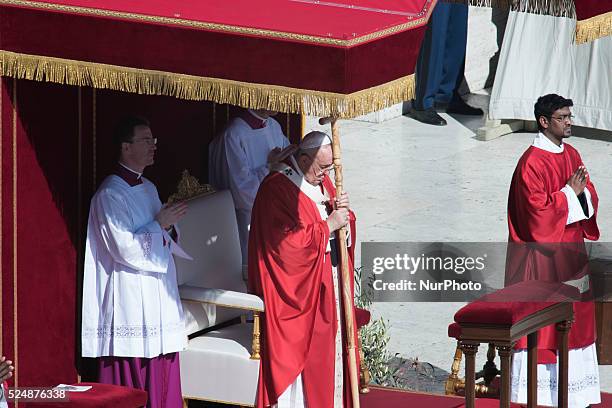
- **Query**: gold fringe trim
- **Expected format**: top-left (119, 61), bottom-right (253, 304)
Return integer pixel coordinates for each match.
top-left (576, 11), bottom-right (612, 44)
top-left (0, 50), bottom-right (415, 118)
top-left (443, 0), bottom-right (576, 18)
top-left (0, 0), bottom-right (430, 47)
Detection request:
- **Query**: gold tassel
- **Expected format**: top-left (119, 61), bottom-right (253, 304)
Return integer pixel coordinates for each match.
top-left (0, 50), bottom-right (415, 119)
top-left (576, 12), bottom-right (612, 44)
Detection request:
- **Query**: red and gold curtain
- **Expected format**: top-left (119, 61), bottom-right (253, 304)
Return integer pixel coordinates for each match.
top-left (1, 0), bottom-right (437, 118)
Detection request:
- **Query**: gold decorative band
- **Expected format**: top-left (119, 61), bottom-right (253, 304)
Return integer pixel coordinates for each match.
top-left (0, 76), bottom-right (3, 355)
top-left (0, 50), bottom-right (415, 118)
top-left (576, 11), bottom-right (612, 44)
top-left (0, 0), bottom-right (430, 47)
top-left (12, 79), bottom-right (17, 392)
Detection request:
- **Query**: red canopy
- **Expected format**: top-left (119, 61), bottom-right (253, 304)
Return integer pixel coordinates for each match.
top-left (0, 0), bottom-right (436, 117)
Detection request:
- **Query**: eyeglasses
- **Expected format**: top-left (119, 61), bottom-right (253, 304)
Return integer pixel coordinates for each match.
top-left (130, 137), bottom-right (157, 145)
top-left (550, 114), bottom-right (573, 123)
top-left (314, 161), bottom-right (334, 174)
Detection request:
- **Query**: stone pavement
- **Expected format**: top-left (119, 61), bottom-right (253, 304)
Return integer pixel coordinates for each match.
top-left (305, 104), bottom-right (612, 394)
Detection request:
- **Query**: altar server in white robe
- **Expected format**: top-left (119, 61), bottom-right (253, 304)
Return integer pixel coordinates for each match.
top-left (82, 116), bottom-right (189, 408)
top-left (209, 109), bottom-right (295, 276)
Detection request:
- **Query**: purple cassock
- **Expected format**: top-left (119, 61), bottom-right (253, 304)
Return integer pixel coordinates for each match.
top-left (98, 354), bottom-right (182, 408)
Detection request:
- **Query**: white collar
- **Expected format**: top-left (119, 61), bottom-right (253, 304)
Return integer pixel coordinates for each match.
top-left (532, 132), bottom-right (564, 154)
top-left (247, 109), bottom-right (268, 125)
top-left (272, 157), bottom-right (329, 218)
top-left (118, 162), bottom-right (143, 179)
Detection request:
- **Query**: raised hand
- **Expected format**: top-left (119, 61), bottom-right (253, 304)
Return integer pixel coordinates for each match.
top-left (155, 202), bottom-right (188, 230)
top-left (267, 145), bottom-right (298, 164)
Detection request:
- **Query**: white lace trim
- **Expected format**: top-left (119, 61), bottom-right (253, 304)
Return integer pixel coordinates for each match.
top-left (143, 232), bottom-right (152, 257)
top-left (83, 321), bottom-right (185, 339)
top-left (511, 373), bottom-right (599, 392)
top-left (511, 344), bottom-right (601, 407)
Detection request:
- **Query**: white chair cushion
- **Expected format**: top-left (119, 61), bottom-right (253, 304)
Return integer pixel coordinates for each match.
top-left (180, 324), bottom-right (260, 405)
top-left (181, 300), bottom-right (245, 336)
top-left (180, 286), bottom-right (264, 312)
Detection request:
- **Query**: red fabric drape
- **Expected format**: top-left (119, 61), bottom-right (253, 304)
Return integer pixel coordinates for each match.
top-left (0, 79), bottom-right (79, 386)
top-left (575, 0), bottom-right (612, 22)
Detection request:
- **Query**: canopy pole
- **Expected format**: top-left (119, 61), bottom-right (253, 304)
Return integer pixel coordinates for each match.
top-left (325, 117), bottom-right (361, 408)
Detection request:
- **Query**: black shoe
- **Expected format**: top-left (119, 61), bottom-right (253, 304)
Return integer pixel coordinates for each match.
top-left (447, 97), bottom-right (484, 116)
top-left (408, 108), bottom-right (447, 126)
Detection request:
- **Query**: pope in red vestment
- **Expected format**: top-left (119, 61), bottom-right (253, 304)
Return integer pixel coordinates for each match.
top-left (248, 131), bottom-right (358, 408)
top-left (506, 95), bottom-right (599, 366)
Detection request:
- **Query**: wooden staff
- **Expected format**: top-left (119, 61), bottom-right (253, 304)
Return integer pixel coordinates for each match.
top-left (320, 116), bottom-right (360, 408)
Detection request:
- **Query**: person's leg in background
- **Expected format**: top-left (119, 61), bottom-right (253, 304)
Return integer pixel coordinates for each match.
top-left (409, 2), bottom-right (452, 126)
top-left (441, 3), bottom-right (484, 115)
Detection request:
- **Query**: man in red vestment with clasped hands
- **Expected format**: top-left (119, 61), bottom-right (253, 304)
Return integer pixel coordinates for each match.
top-left (248, 130), bottom-right (358, 408)
top-left (506, 94), bottom-right (601, 407)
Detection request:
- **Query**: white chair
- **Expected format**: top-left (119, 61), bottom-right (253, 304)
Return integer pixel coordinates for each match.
top-left (175, 190), bottom-right (263, 406)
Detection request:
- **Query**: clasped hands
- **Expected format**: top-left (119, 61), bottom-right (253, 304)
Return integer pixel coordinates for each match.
top-left (567, 165), bottom-right (588, 196)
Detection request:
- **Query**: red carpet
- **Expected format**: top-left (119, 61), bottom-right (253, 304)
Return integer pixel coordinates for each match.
top-left (361, 387), bottom-right (464, 407)
top-left (361, 387), bottom-right (612, 407)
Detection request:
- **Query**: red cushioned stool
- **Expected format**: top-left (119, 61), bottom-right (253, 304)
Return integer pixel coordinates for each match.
top-left (24, 383), bottom-right (147, 408)
top-left (452, 281), bottom-right (576, 408)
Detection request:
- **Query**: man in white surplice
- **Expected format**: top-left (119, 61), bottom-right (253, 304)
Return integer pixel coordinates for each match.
top-left (82, 116), bottom-right (189, 408)
top-left (208, 109), bottom-right (295, 276)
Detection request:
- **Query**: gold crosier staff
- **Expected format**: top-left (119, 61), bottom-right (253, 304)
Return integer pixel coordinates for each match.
top-left (320, 116), bottom-right (360, 408)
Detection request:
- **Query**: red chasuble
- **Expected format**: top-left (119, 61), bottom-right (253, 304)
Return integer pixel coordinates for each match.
top-left (248, 167), bottom-right (357, 408)
top-left (506, 143), bottom-right (599, 363)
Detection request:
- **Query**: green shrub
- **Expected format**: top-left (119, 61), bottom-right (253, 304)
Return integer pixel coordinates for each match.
top-left (355, 268), bottom-right (399, 386)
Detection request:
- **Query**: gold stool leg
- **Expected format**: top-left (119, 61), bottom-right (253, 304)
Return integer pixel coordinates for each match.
top-left (250, 312), bottom-right (261, 360)
top-left (358, 338), bottom-right (371, 393)
top-left (445, 342), bottom-right (464, 395)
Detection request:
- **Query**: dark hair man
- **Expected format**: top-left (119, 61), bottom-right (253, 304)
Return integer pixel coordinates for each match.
top-left (82, 116), bottom-right (189, 408)
top-left (506, 94), bottom-right (600, 407)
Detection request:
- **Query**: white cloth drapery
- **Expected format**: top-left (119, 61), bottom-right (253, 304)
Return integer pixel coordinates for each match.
top-left (489, 11), bottom-right (612, 131)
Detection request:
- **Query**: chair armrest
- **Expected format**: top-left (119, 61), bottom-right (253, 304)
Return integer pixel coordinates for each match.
top-left (179, 285), bottom-right (264, 312)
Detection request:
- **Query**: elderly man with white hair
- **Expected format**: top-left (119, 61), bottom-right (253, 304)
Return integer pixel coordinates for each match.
top-left (248, 131), bottom-right (358, 408)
